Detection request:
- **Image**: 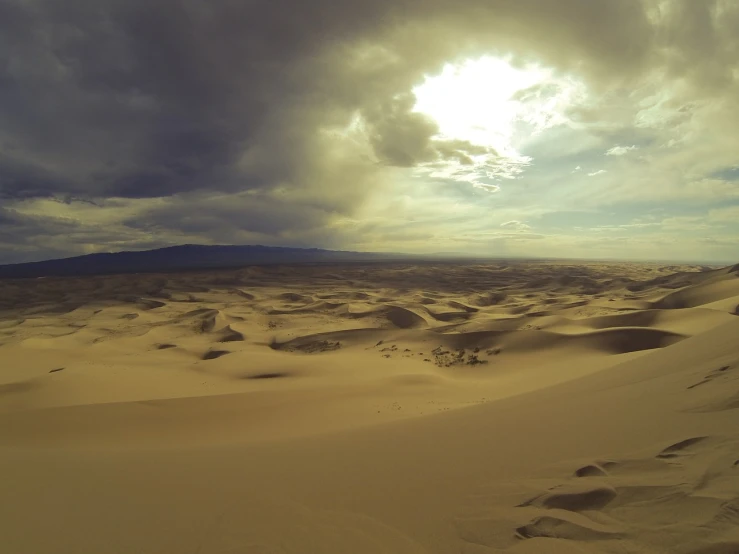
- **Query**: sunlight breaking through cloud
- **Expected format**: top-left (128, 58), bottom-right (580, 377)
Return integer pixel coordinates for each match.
top-left (411, 57), bottom-right (588, 190)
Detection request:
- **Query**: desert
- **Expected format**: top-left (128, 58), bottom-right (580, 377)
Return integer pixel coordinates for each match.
top-left (4, 1), bottom-right (739, 552)
top-left (2, 260), bottom-right (739, 553)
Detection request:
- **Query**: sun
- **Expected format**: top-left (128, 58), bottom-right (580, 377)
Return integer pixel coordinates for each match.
top-left (413, 57), bottom-right (544, 155)
top-left (411, 56), bottom-right (586, 186)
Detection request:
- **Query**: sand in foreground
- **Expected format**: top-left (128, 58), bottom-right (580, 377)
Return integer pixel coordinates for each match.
top-left (1, 260), bottom-right (739, 553)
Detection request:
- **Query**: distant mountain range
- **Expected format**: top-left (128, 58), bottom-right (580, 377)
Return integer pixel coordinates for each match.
top-left (0, 244), bottom-right (417, 279)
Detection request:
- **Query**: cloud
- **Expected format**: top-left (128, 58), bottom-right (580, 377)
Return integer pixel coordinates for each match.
top-left (363, 93), bottom-right (440, 167)
top-left (0, 0), bottom-right (654, 200)
top-left (708, 205), bottom-right (739, 222)
top-left (606, 145), bottom-right (638, 156)
top-left (500, 220), bottom-right (532, 231)
top-left (710, 166), bottom-right (739, 181)
top-left (660, 216), bottom-right (712, 231)
top-left (620, 222), bottom-right (661, 229)
top-left (473, 183), bottom-right (501, 193)
top-left (0, 204), bottom-right (171, 264)
top-left (124, 192), bottom-right (339, 243)
top-left (1, 0), bottom-right (738, 262)
top-left (588, 169), bottom-right (607, 177)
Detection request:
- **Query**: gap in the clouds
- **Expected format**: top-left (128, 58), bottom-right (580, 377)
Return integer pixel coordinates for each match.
top-left (710, 166), bottom-right (739, 182)
top-left (410, 55), bottom-right (588, 191)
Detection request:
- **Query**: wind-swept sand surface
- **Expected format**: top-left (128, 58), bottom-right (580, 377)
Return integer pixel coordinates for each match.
top-left (1, 260), bottom-right (739, 553)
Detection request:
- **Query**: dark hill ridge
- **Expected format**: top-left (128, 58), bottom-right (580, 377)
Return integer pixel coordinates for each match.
top-left (0, 244), bottom-right (410, 279)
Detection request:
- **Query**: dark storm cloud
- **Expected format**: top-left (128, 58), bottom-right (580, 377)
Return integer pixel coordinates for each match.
top-left (364, 93), bottom-right (440, 167)
top-left (658, 0), bottom-right (739, 90)
top-left (0, 203), bottom-right (179, 263)
top-left (5, 0), bottom-right (734, 260)
top-left (0, 206), bottom-right (80, 257)
top-left (125, 193), bottom-right (332, 238)
top-left (0, 0), bottom-right (655, 198)
top-left (362, 93), bottom-right (497, 167)
top-left (0, 153), bottom-right (69, 199)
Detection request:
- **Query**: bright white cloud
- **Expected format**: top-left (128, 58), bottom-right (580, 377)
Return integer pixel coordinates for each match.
top-left (588, 169), bottom-right (607, 177)
top-left (473, 183), bottom-right (501, 192)
top-left (606, 145), bottom-right (638, 156)
top-left (500, 220), bottom-right (532, 230)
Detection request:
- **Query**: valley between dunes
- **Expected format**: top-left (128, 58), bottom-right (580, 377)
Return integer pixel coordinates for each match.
top-left (1, 260), bottom-right (739, 553)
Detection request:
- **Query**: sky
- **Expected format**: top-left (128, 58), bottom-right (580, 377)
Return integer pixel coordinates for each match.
top-left (1, 0), bottom-right (738, 264)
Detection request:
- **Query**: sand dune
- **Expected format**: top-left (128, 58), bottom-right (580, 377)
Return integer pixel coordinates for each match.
top-left (1, 259), bottom-right (738, 553)
top-left (341, 303), bottom-right (430, 329)
top-left (652, 277), bottom-right (739, 310)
